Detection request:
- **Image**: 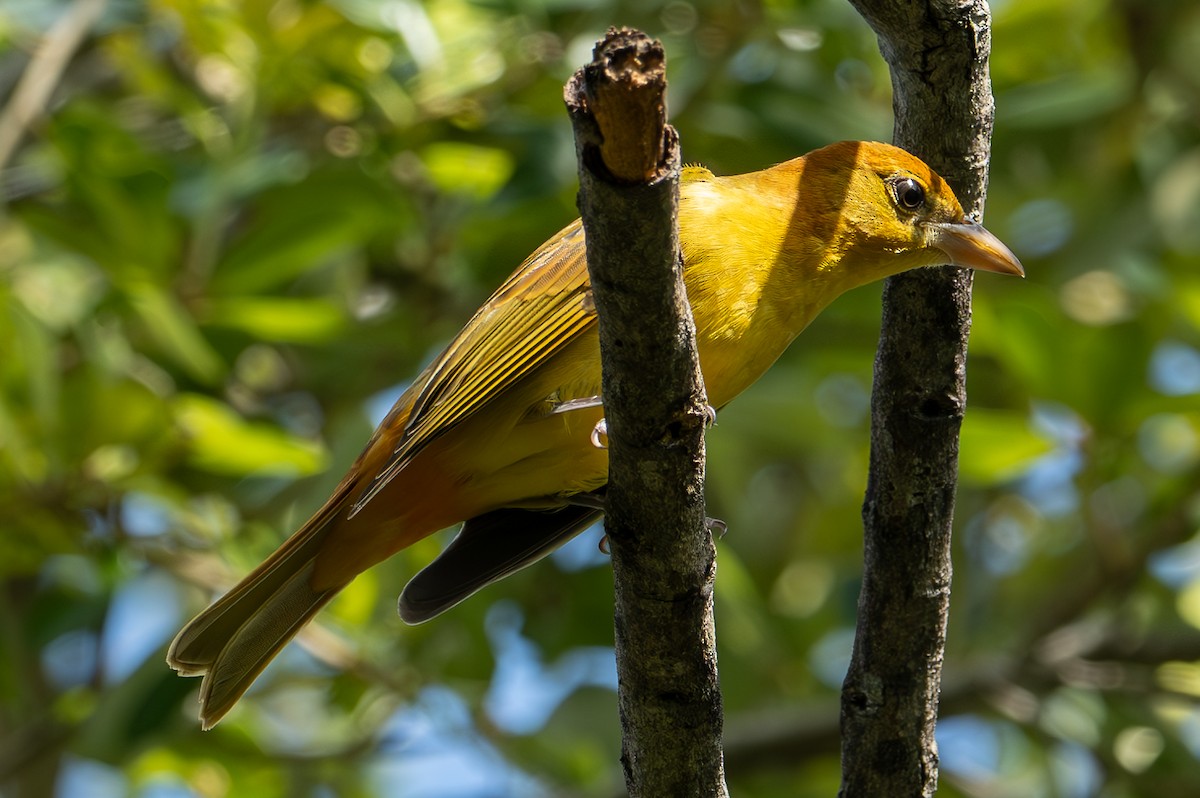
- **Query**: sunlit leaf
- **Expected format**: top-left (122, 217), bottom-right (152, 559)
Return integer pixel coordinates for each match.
top-left (420, 142), bottom-right (515, 199)
top-left (959, 408), bottom-right (1054, 484)
top-left (11, 255), bottom-right (106, 331)
top-left (201, 297), bottom-right (346, 342)
top-left (172, 394), bottom-right (327, 477)
top-left (328, 566), bottom-right (379, 627)
top-left (1175, 277), bottom-right (1200, 333)
top-left (1155, 660), bottom-right (1200, 699)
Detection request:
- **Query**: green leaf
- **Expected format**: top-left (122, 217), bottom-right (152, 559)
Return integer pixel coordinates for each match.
top-left (60, 371), bottom-right (171, 464)
top-left (201, 296), bottom-right (346, 342)
top-left (999, 66), bottom-right (1132, 129)
top-left (10, 254), bottom-right (106, 332)
top-left (1175, 276), bottom-right (1200, 333)
top-left (125, 281), bottom-right (225, 384)
top-left (172, 393), bottom-right (328, 477)
top-left (328, 566), bottom-right (379, 627)
top-left (2, 300), bottom-right (60, 471)
top-left (210, 172), bottom-right (397, 295)
top-left (211, 211), bottom-right (370, 294)
top-left (958, 408), bottom-right (1054, 484)
top-left (420, 142), bottom-right (515, 199)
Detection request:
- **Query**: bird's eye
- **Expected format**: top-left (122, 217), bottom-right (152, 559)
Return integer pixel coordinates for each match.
top-left (892, 177), bottom-right (925, 211)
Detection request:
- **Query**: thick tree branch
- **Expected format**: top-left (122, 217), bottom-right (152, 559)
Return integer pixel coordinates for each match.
top-left (563, 28), bottom-right (727, 798)
top-left (840, 1), bottom-right (997, 796)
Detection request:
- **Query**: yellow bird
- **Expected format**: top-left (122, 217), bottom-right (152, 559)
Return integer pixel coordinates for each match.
top-left (167, 140), bottom-right (1023, 728)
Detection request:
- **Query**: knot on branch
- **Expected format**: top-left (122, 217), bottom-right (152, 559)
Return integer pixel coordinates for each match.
top-left (842, 673), bottom-right (884, 717)
top-left (914, 390), bottom-right (964, 422)
top-left (661, 398), bottom-right (713, 448)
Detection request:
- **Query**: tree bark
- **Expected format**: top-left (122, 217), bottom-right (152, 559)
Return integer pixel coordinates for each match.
top-left (840, 2), bottom-right (997, 796)
top-left (563, 28), bottom-right (728, 798)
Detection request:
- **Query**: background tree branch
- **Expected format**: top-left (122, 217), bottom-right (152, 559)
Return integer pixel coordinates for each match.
top-left (563, 28), bottom-right (727, 798)
top-left (840, 1), bottom-right (998, 795)
top-left (0, 0), bottom-right (107, 177)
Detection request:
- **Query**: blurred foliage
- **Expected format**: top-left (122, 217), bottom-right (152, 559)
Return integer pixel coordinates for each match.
top-left (1, 0), bottom-right (1199, 796)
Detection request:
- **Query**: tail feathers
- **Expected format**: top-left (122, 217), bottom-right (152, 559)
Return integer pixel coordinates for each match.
top-left (200, 564), bottom-right (338, 729)
top-left (167, 512), bottom-right (346, 729)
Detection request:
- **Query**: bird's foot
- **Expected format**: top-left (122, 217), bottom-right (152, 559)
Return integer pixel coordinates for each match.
top-left (590, 418), bottom-right (607, 449)
top-left (599, 517), bottom-right (724, 553)
top-left (547, 395), bottom-right (608, 449)
top-left (552, 398), bottom-right (711, 449)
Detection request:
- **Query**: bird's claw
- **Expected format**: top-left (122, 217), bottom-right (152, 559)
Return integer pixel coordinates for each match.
top-left (591, 418), bottom-right (608, 449)
top-left (600, 519), bottom-right (724, 552)
top-left (568, 400), bottom-right (709, 448)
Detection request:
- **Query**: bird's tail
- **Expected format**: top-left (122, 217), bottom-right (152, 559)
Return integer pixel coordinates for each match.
top-left (166, 496), bottom-right (349, 730)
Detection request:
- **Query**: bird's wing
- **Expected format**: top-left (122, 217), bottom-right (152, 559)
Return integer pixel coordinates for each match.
top-left (350, 221), bottom-right (595, 516)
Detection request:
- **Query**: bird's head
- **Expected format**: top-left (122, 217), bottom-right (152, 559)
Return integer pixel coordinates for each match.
top-left (796, 141), bottom-right (1024, 287)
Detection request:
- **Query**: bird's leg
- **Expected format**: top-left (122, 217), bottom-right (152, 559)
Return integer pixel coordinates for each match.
top-left (563, 489), bottom-right (726, 552)
top-left (552, 396), bottom-right (715, 450)
top-left (548, 395), bottom-right (609, 449)
top-left (563, 491), bottom-right (611, 553)
top-left (698, 405), bottom-right (725, 535)
top-left (555, 398), bottom-right (721, 542)
top-left (555, 399), bottom-right (724, 540)
top-left (591, 512), bottom-right (726, 553)
top-left (549, 395), bottom-right (604, 414)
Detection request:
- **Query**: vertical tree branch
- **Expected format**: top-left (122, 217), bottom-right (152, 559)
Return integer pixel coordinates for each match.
top-left (840, 2), bottom-right (997, 796)
top-left (563, 28), bottom-right (727, 798)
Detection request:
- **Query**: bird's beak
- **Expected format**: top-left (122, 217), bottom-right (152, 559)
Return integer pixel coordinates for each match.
top-left (927, 221), bottom-right (1025, 277)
